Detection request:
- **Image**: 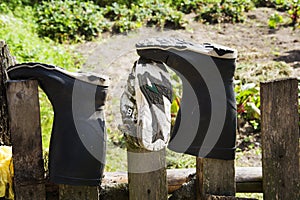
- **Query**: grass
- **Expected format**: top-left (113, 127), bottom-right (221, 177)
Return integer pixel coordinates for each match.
top-left (39, 91), bottom-right (53, 150)
top-left (0, 11), bottom-right (84, 151)
top-left (235, 61), bottom-right (295, 84)
top-left (105, 143), bottom-right (127, 172)
top-left (0, 14), bottom-right (82, 68)
top-left (105, 140), bottom-right (263, 171)
top-left (237, 193), bottom-right (263, 199)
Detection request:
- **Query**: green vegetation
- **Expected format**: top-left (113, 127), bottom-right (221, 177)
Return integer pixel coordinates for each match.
top-left (262, 0), bottom-right (300, 29)
top-left (0, 11), bottom-right (81, 67)
top-left (0, 3), bottom-right (83, 150)
top-left (195, 0), bottom-right (254, 23)
top-left (36, 1), bottom-right (109, 43)
top-left (35, 0), bottom-right (188, 40)
top-left (268, 12), bottom-right (284, 28)
top-left (234, 61), bottom-right (295, 133)
top-left (2, 0), bottom-right (298, 43)
top-left (235, 83), bottom-right (261, 131)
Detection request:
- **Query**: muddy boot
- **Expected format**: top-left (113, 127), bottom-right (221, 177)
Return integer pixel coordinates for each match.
top-left (136, 38), bottom-right (237, 160)
top-left (7, 63), bottom-right (109, 185)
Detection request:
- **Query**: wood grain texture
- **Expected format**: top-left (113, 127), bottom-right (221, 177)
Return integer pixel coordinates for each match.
top-left (261, 78), bottom-right (300, 200)
top-left (127, 143), bottom-right (167, 200)
top-left (196, 158), bottom-right (235, 200)
top-left (7, 80), bottom-right (46, 200)
top-left (0, 40), bottom-right (16, 145)
top-left (101, 167), bottom-right (262, 194)
top-left (59, 185), bottom-right (98, 200)
top-left (45, 167), bottom-right (263, 199)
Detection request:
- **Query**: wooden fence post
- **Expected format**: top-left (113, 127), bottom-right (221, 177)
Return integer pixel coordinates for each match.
top-left (196, 158), bottom-right (235, 199)
top-left (0, 40), bottom-right (16, 145)
top-left (7, 80), bottom-right (46, 200)
top-left (59, 185), bottom-right (98, 200)
top-left (261, 78), bottom-right (300, 200)
top-left (127, 142), bottom-right (168, 200)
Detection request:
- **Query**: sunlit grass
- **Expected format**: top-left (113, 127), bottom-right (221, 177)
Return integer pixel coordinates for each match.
top-left (237, 193), bottom-right (263, 200)
top-left (0, 12), bottom-right (83, 153)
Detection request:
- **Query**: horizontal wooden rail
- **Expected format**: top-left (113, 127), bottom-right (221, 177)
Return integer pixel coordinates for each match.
top-left (100, 167), bottom-right (262, 193)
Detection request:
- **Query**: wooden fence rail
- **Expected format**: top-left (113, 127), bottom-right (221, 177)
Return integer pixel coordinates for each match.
top-left (101, 167), bottom-right (263, 193)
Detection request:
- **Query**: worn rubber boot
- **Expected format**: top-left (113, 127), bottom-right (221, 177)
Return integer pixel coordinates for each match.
top-left (7, 63), bottom-right (109, 185)
top-left (119, 58), bottom-right (172, 151)
top-left (136, 38), bottom-right (237, 160)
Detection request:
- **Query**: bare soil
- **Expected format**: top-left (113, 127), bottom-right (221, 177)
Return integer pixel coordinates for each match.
top-left (75, 7), bottom-right (299, 168)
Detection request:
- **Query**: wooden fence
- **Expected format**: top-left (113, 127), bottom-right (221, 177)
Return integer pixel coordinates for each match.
top-left (1, 41), bottom-right (299, 200)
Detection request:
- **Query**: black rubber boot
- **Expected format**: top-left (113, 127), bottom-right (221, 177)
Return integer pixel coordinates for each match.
top-left (7, 63), bottom-right (109, 185)
top-left (136, 38), bottom-right (237, 160)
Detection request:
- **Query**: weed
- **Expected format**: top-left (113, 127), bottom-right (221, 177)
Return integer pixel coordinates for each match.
top-left (256, 0), bottom-right (300, 28)
top-left (268, 12), bottom-right (283, 28)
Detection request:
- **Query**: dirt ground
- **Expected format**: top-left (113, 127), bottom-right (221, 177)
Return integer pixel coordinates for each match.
top-left (75, 7), bottom-right (299, 168)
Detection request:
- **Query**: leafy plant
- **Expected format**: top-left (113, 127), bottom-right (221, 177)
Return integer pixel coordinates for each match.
top-left (253, 0), bottom-right (297, 11)
top-left (102, 0), bottom-right (188, 32)
top-left (168, 69), bottom-right (182, 126)
top-left (255, 0), bottom-right (299, 29)
top-left (0, 0), bottom-right (23, 13)
top-left (36, 0), bottom-right (109, 43)
top-left (195, 0), bottom-right (254, 24)
top-left (268, 12), bottom-right (283, 28)
top-left (139, 0), bottom-right (187, 29)
top-left (288, 0), bottom-right (300, 28)
top-left (166, 150), bottom-right (196, 169)
top-left (102, 3), bottom-right (143, 33)
top-left (172, 0), bottom-right (202, 14)
top-left (92, 0), bottom-right (139, 7)
top-left (235, 83), bottom-right (261, 131)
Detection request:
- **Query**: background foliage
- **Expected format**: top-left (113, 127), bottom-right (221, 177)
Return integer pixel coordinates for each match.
top-left (2, 0), bottom-right (298, 43)
top-left (36, 1), bottom-right (109, 42)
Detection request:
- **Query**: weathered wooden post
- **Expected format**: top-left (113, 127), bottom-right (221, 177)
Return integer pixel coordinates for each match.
top-left (0, 40), bottom-right (16, 145)
top-left (196, 158), bottom-right (235, 199)
top-left (261, 78), bottom-right (300, 200)
top-left (59, 185), bottom-right (98, 200)
top-left (7, 80), bottom-right (46, 200)
top-left (127, 142), bottom-right (168, 200)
